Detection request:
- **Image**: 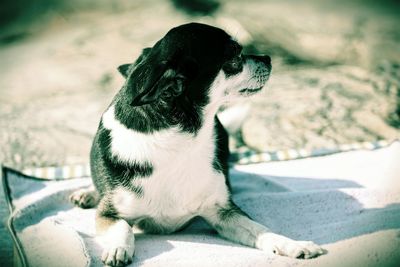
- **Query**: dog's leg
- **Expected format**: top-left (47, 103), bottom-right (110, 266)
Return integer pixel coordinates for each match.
top-left (69, 185), bottom-right (99, 208)
top-left (96, 199), bottom-right (135, 266)
top-left (203, 201), bottom-right (324, 259)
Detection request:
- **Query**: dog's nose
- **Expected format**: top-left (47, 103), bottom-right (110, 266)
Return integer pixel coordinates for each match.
top-left (249, 55), bottom-right (271, 65)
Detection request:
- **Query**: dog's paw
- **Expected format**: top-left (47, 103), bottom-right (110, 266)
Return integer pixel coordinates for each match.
top-left (101, 246), bottom-right (134, 267)
top-left (69, 188), bottom-right (98, 208)
top-left (257, 233), bottom-right (325, 259)
top-left (273, 240), bottom-right (325, 259)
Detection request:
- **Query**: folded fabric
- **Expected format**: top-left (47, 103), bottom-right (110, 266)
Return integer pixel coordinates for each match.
top-left (2, 141), bottom-right (400, 267)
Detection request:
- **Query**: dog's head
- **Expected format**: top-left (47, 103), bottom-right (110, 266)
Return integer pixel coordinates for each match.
top-left (117, 22), bottom-right (271, 132)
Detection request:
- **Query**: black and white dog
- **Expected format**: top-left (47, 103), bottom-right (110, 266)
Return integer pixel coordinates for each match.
top-left (70, 23), bottom-right (324, 266)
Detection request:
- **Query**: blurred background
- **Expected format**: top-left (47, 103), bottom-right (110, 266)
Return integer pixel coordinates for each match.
top-left (0, 0), bottom-right (400, 262)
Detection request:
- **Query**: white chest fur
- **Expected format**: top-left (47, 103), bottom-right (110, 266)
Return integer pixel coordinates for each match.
top-left (102, 105), bottom-right (229, 230)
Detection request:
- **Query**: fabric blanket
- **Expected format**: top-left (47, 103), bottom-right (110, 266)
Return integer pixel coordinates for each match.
top-left (2, 142), bottom-right (400, 267)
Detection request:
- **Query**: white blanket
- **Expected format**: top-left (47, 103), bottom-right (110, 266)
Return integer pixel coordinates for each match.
top-left (3, 142), bottom-right (400, 267)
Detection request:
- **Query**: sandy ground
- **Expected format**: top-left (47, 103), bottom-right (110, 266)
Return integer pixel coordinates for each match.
top-left (0, 0), bottom-right (399, 264)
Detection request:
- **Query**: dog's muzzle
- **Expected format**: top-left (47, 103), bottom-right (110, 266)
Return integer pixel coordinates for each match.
top-left (239, 55), bottom-right (271, 96)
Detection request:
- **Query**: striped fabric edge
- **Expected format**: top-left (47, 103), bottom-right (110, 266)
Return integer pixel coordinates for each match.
top-left (17, 139), bottom-right (395, 180)
top-left (22, 164), bottom-right (91, 180)
top-left (229, 139), bottom-right (395, 165)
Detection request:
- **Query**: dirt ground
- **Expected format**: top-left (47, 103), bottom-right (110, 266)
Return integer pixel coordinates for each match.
top-left (0, 0), bottom-right (399, 264)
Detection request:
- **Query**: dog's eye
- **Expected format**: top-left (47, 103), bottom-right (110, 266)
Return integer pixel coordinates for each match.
top-left (223, 55), bottom-right (243, 75)
top-left (230, 56), bottom-right (242, 69)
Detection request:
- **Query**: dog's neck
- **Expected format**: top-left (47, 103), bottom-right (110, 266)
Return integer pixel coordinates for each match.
top-left (111, 89), bottom-right (207, 134)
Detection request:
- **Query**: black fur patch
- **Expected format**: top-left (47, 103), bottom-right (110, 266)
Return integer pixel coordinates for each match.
top-left (97, 197), bottom-right (119, 218)
top-left (113, 93), bottom-right (205, 134)
top-left (218, 201), bottom-right (249, 222)
top-left (212, 117), bottom-right (229, 178)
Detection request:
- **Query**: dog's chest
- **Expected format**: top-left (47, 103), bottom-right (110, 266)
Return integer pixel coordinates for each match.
top-left (113, 149), bottom-right (225, 232)
top-left (103, 107), bottom-right (228, 230)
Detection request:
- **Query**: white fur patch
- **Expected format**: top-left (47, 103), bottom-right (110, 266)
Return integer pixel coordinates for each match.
top-left (97, 220), bottom-right (135, 252)
top-left (204, 57), bottom-right (270, 113)
top-left (224, 58), bottom-right (269, 94)
top-left (97, 220), bottom-right (135, 265)
top-left (255, 232), bottom-right (324, 258)
top-left (102, 105), bottom-right (182, 163)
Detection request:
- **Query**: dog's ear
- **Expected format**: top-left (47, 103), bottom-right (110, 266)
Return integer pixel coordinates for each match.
top-left (131, 57), bottom-right (198, 106)
top-left (117, 48), bottom-right (152, 78)
top-left (130, 67), bottom-right (181, 106)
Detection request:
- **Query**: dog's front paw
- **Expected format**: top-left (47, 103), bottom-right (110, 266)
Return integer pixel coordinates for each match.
top-left (257, 233), bottom-right (325, 259)
top-left (101, 246), bottom-right (134, 267)
top-left (69, 188), bottom-right (98, 208)
top-left (274, 240), bottom-right (325, 259)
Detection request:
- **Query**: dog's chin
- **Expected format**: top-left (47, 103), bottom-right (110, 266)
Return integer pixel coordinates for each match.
top-left (238, 87), bottom-right (263, 96)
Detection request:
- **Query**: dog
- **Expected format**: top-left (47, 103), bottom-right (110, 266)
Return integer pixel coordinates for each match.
top-left (70, 22), bottom-right (324, 266)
